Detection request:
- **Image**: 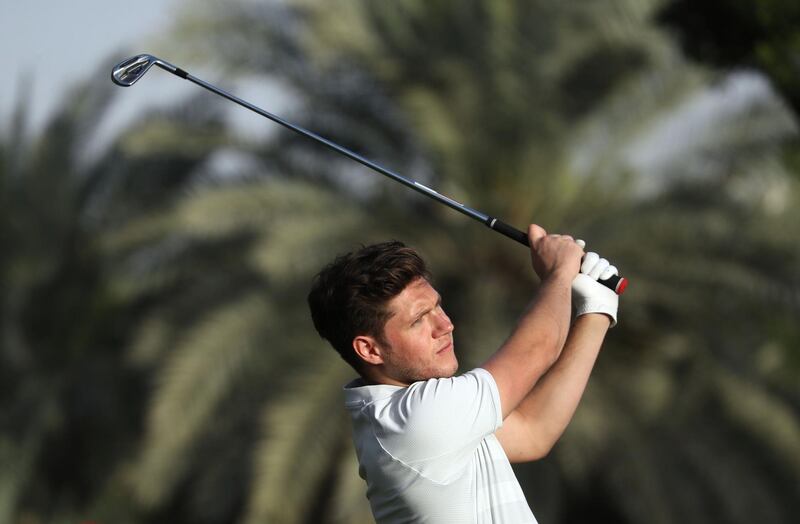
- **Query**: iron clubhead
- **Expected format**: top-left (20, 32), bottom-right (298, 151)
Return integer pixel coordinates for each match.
top-left (111, 54), bottom-right (160, 86)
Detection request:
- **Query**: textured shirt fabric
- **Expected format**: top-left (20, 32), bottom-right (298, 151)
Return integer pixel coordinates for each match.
top-left (344, 368), bottom-right (537, 523)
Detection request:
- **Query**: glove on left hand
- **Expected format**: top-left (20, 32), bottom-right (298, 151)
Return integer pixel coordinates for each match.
top-left (572, 241), bottom-right (619, 327)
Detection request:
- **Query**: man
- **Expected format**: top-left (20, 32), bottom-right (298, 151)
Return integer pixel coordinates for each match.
top-left (308, 224), bottom-right (619, 523)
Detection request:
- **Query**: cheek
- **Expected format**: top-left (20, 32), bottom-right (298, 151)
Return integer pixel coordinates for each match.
top-left (393, 331), bottom-right (431, 361)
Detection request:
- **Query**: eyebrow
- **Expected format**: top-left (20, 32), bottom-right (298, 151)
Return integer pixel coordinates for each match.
top-left (410, 294), bottom-right (442, 323)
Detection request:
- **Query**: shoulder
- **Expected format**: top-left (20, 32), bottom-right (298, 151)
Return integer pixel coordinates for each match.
top-left (372, 369), bottom-right (502, 447)
top-left (365, 369), bottom-right (504, 481)
top-left (398, 368), bottom-right (499, 414)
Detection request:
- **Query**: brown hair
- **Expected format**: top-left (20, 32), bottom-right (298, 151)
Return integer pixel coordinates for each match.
top-left (308, 241), bottom-right (430, 372)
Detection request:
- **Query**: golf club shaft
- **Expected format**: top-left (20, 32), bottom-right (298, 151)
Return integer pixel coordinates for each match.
top-left (115, 56), bottom-right (627, 294)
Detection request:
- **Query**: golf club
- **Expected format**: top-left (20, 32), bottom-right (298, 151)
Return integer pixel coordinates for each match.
top-left (111, 54), bottom-right (627, 294)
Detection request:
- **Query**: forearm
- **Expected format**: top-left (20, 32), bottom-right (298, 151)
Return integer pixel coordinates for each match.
top-left (503, 275), bottom-right (574, 360)
top-left (482, 274), bottom-right (574, 417)
top-left (511, 314), bottom-right (609, 453)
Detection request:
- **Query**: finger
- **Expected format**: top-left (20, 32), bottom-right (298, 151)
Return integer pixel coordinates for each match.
top-left (548, 234), bottom-right (573, 243)
top-left (600, 265), bottom-right (618, 280)
top-left (528, 224), bottom-right (547, 244)
top-left (588, 258), bottom-right (610, 279)
top-left (581, 252), bottom-right (599, 275)
top-left (575, 239), bottom-right (586, 249)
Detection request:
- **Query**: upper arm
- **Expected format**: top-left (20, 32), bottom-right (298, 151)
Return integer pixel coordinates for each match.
top-left (480, 324), bottom-right (561, 419)
top-left (479, 276), bottom-right (573, 418)
top-left (494, 410), bottom-right (550, 463)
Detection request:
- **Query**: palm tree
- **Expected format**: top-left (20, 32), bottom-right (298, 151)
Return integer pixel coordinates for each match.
top-left (108, 178), bottom-right (394, 524)
top-left (657, 0), bottom-right (800, 115)
top-left (0, 68), bottom-right (136, 524)
top-left (115, 0), bottom-right (800, 522)
top-left (0, 61), bottom-right (240, 523)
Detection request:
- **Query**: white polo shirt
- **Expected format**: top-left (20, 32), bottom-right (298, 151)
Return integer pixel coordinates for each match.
top-left (344, 368), bottom-right (537, 523)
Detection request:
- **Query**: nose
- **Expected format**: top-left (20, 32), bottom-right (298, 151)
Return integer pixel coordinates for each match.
top-left (433, 307), bottom-right (454, 337)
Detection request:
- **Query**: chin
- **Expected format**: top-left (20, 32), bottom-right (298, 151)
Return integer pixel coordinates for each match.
top-left (440, 360), bottom-right (459, 378)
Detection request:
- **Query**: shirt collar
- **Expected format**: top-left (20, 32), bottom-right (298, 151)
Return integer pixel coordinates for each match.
top-left (343, 378), bottom-right (404, 408)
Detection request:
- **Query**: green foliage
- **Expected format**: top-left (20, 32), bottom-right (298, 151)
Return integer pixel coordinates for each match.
top-left (658, 0), bottom-right (800, 114)
top-left (2, 1), bottom-right (799, 523)
top-left (0, 61), bottom-right (230, 523)
top-left (156, 1), bottom-right (800, 522)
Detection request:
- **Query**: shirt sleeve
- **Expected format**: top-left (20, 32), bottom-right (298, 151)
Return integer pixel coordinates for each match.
top-left (371, 368), bottom-right (503, 483)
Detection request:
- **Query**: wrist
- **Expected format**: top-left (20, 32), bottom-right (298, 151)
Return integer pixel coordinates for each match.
top-left (543, 269), bottom-right (576, 287)
top-left (574, 312), bottom-right (613, 329)
top-left (574, 300), bottom-right (617, 327)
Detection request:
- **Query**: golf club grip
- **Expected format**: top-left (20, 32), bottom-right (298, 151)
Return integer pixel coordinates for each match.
top-left (487, 218), bottom-right (627, 295)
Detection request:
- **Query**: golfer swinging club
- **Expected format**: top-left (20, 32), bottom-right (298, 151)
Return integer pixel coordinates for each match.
top-left (308, 224), bottom-right (619, 523)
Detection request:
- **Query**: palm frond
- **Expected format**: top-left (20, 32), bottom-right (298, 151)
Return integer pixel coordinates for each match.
top-left (242, 356), bottom-right (354, 524)
top-left (133, 293), bottom-right (271, 507)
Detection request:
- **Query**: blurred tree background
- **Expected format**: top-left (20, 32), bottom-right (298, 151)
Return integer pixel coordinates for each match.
top-left (2, 0), bottom-right (799, 523)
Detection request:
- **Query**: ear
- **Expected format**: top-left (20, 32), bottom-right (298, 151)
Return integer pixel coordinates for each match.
top-left (353, 335), bottom-right (385, 366)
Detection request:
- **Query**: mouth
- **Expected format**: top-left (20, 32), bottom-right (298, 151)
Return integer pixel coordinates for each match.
top-left (436, 340), bottom-right (453, 354)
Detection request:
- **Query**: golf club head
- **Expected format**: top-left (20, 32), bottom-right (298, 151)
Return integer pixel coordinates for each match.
top-left (111, 54), bottom-right (162, 86)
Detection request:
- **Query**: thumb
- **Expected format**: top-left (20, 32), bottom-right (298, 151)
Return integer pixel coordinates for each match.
top-left (528, 224), bottom-right (547, 245)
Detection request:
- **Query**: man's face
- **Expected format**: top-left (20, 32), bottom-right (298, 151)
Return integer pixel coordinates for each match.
top-left (376, 277), bottom-right (457, 385)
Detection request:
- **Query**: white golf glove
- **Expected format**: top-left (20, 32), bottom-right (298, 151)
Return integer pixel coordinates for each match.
top-left (572, 240), bottom-right (618, 327)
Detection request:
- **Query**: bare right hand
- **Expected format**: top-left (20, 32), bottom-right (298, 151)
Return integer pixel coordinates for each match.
top-left (527, 224), bottom-right (583, 282)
